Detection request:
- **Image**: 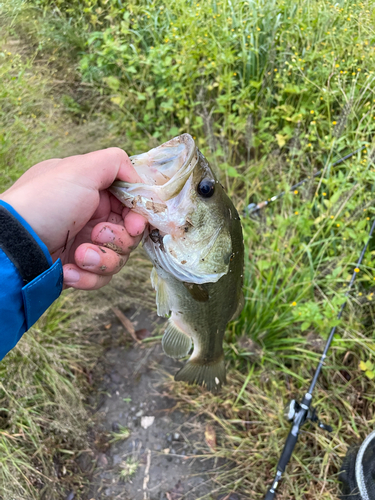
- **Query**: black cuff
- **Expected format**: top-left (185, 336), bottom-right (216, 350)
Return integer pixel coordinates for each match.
top-left (0, 205), bottom-right (50, 285)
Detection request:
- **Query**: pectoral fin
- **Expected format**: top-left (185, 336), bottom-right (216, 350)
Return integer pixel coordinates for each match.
top-left (162, 318), bottom-right (192, 359)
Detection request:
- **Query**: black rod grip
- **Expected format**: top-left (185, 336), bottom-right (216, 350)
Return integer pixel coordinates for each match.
top-left (265, 488), bottom-right (276, 500)
top-left (277, 429), bottom-right (299, 472)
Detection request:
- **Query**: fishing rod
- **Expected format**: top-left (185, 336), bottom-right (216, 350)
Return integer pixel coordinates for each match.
top-left (246, 146), bottom-right (366, 216)
top-left (264, 216), bottom-right (375, 499)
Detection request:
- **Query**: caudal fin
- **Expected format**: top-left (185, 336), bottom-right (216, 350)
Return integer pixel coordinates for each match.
top-left (174, 356), bottom-right (226, 392)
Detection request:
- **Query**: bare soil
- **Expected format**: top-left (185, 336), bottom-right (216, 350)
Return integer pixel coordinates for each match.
top-left (74, 260), bottom-right (236, 500)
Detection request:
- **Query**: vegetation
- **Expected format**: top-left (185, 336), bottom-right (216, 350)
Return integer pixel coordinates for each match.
top-left (1, 0), bottom-right (375, 498)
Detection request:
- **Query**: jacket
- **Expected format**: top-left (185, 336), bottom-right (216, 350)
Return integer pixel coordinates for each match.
top-left (0, 200), bottom-right (63, 360)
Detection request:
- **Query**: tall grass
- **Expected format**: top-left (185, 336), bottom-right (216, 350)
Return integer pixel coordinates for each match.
top-left (23, 1), bottom-right (375, 358)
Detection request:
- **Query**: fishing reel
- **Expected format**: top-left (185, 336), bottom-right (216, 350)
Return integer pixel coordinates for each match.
top-left (284, 399), bottom-right (333, 433)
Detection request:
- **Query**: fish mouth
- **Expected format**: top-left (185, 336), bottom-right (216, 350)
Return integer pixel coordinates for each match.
top-left (109, 134), bottom-right (197, 206)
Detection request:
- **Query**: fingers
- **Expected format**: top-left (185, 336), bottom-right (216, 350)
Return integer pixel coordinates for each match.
top-left (62, 214), bottom-right (147, 290)
top-left (91, 220), bottom-right (143, 254)
top-left (124, 211), bottom-right (148, 238)
top-left (58, 147), bottom-right (144, 192)
top-left (63, 264), bottom-right (112, 290)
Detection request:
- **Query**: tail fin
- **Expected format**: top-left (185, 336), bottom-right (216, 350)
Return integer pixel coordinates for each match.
top-left (174, 356), bottom-right (226, 392)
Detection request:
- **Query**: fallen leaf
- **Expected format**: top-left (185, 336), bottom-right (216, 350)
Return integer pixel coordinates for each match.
top-left (205, 424), bottom-right (216, 450)
top-left (104, 323), bottom-right (112, 330)
top-left (112, 308), bottom-right (141, 344)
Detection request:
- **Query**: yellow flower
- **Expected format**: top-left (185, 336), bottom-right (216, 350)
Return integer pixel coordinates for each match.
top-left (310, 110), bottom-right (314, 114)
top-left (291, 301), bottom-right (297, 307)
top-left (335, 64), bottom-right (339, 67)
top-left (294, 190), bottom-right (298, 194)
top-left (336, 223), bottom-right (340, 227)
top-left (295, 211), bottom-right (299, 215)
top-left (330, 215), bottom-right (334, 219)
top-left (323, 192), bottom-right (327, 196)
top-left (332, 121), bottom-right (337, 125)
top-left (354, 268), bottom-right (360, 273)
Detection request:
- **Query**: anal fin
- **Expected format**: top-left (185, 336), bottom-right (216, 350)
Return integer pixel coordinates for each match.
top-left (162, 318), bottom-right (192, 359)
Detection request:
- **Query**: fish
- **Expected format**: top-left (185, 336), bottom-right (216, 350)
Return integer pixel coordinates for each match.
top-left (109, 134), bottom-right (244, 391)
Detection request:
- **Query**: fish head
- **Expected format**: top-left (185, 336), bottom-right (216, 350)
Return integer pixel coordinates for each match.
top-left (109, 134), bottom-right (236, 284)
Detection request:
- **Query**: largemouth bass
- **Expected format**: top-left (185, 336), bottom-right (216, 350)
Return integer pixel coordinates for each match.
top-left (109, 134), bottom-right (244, 391)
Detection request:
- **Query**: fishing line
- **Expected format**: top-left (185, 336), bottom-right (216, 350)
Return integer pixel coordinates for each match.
top-left (245, 145), bottom-right (367, 216)
top-left (264, 217), bottom-right (375, 499)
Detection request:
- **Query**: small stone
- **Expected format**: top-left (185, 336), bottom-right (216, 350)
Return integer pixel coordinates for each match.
top-left (112, 421), bottom-right (120, 432)
top-left (65, 492), bottom-right (75, 500)
top-left (110, 372), bottom-right (121, 384)
top-left (112, 454), bottom-right (122, 466)
top-left (141, 416), bottom-right (155, 429)
top-left (76, 452), bottom-right (92, 472)
top-left (135, 409), bottom-right (144, 417)
top-left (173, 432), bottom-right (180, 441)
top-left (97, 453), bottom-right (108, 467)
top-left (136, 328), bottom-right (152, 340)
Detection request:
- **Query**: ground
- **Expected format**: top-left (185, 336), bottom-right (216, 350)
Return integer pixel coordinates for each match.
top-left (87, 313), bottom-right (225, 500)
top-left (65, 257), bottom-right (240, 500)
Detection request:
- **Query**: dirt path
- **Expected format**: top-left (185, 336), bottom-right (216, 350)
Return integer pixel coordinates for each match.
top-left (84, 306), bottom-right (233, 500)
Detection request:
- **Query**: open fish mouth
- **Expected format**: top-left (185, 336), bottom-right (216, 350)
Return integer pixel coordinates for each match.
top-left (109, 134), bottom-right (198, 208)
top-left (109, 134), bottom-right (230, 285)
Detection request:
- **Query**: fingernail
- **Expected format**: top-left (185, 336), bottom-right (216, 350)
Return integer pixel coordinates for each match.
top-left (64, 268), bottom-right (80, 284)
top-left (83, 248), bottom-right (101, 267)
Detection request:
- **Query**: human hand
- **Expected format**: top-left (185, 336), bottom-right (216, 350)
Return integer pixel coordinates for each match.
top-left (0, 148), bottom-right (147, 290)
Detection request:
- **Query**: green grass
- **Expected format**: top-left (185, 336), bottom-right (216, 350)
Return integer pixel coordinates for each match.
top-left (2, 0), bottom-right (375, 498)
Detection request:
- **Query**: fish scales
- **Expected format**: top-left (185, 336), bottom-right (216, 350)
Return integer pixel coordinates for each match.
top-left (109, 134), bottom-right (244, 391)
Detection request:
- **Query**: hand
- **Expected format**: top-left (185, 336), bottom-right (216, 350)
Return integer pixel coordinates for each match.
top-left (0, 148), bottom-right (147, 290)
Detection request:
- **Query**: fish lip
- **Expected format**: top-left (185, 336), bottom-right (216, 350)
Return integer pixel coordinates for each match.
top-left (110, 134), bottom-right (197, 202)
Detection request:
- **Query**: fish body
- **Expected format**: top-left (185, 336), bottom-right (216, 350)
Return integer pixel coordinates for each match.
top-left (109, 134), bottom-right (244, 391)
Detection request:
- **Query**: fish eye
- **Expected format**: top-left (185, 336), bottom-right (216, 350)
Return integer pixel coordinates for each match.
top-left (197, 179), bottom-right (215, 198)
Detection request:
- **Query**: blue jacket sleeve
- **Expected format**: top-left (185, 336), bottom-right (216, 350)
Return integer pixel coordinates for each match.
top-left (0, 201), bottom-right (63, 360)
